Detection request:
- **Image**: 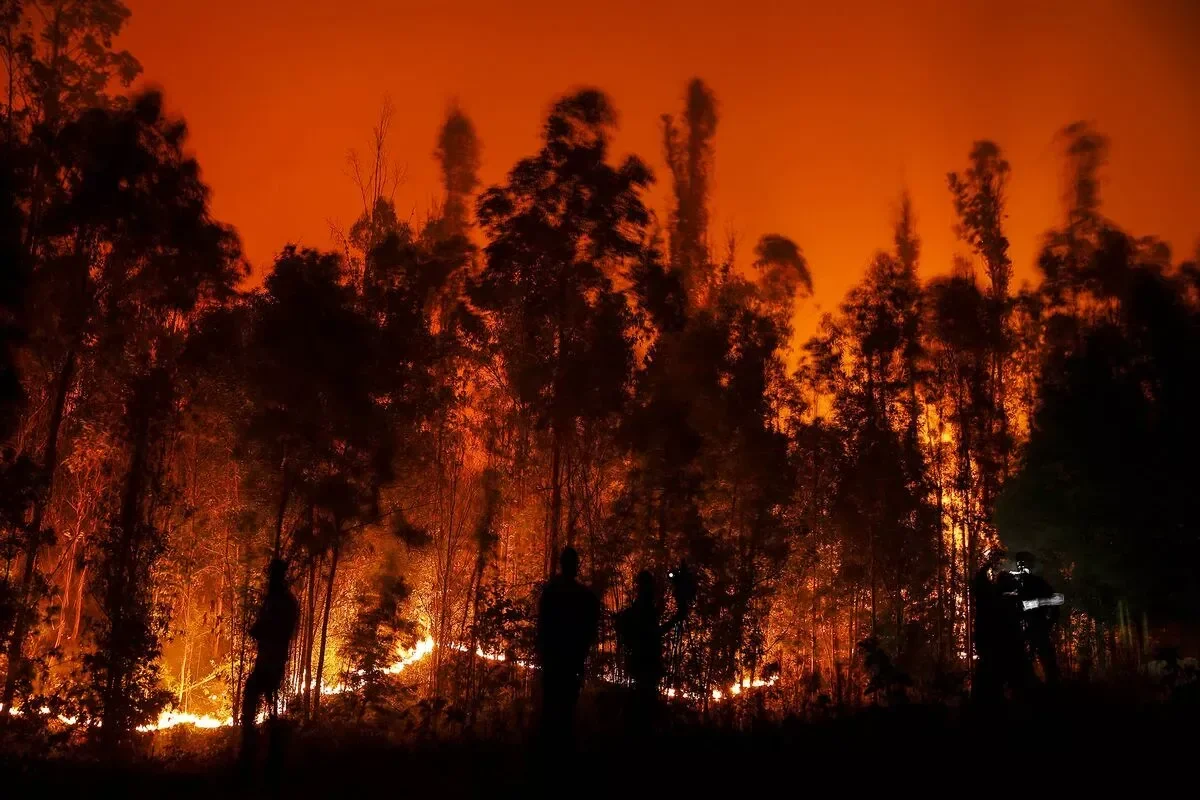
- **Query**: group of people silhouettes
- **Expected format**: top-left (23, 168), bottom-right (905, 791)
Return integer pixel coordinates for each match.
top-left (971, 548), bottom-right (1063, 706)
top-left (235, 545), bottom-right (692, 771)
top-left (534, 546), bottom-right (692, 745)
top-left (234, 542), bottom-right (1063, 772)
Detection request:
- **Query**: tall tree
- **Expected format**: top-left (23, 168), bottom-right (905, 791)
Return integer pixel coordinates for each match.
top-left (804, 206), bottom-right (932, 655)
top-left (943, 142), bottom-right (1015, 652)
top-left (48, 91), bottom-right (243, 741)
top-left (662, 78), bottom-right (717, 302)
top-left (0, 0), bottom-right (146, 720)
top-left (472, 88), bottom-right (651, 574)
top-left (431, 103), bottom-right (481, 241)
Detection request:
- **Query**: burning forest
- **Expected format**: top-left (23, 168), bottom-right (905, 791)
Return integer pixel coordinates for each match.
top-left (1, 0), bottom-right (1199, 790)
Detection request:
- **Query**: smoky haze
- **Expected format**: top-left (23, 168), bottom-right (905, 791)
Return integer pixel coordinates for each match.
top-left (120, 0), bottom-right (1200, 334)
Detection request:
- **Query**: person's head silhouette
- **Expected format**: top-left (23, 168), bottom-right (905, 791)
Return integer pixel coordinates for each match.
top-left (559, 546), bottom-right (579, 580)
top-left (635, 569), bottom-right (654, 601)
top-left (268, 558), bottom-right (288, 591)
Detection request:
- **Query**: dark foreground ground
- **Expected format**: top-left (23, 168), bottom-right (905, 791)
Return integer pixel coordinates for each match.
top-left (4, 688), bottom-right (1197, 797)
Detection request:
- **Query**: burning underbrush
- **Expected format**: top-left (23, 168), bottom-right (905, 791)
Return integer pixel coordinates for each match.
top-left (0, 632), bottom-right (795, 758)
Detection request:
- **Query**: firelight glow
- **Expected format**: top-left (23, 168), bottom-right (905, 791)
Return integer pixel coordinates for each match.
top-left (118, 0), bottom-right (1199, 342)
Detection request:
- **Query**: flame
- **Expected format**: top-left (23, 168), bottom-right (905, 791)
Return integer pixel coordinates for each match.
top-left (320, 634), bottom-right (438, 696)
top-left (5, 635), bottom-right (777, 732)
top-left (727, 675), bottom-right (779, 697)
top-left (384, 635), bottom-right (435, 674)
top-left (667, 673), bottom-right (780, 703)
top-left (447, 641), bottom-right (532, 668)
top-left (137, 711), bottom-right (233, 732)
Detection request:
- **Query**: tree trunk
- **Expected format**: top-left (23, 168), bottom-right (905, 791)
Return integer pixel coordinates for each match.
top-left (548, 427), bottom-right (562, 576)
top-left (302, 557), bottom-right (317, 720)
top-left (1, 344), bottom-right (76, 717)
top-left (935, 475), bottom-right (946, 666)
top-left (233, 564), bottom-right (250, 724)
top-left (312, 536), bottom-right (341, 721)
top-left (272, 461), bottom-right (291, 559)
top-left (100, 376), bottom-right (156, 745)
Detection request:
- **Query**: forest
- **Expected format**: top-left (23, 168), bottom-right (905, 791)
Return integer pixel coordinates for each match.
top-left (1, 0), bottom-right (1198, 766)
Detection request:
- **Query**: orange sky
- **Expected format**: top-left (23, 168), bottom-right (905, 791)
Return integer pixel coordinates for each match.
top-left (120, 0), bottom-right (1199, 333)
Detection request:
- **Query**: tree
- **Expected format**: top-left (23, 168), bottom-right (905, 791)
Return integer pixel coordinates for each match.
top-left (998, 234), bottom-right (1200, 636)
top-left (1000, 124), bottom-right (1200, 649)
top-left (472, 88), bottom-right (651, 574)
top-left (663, 78), bottom-right (717, 302)
top-left (44, 91), bottom-right (244, 742)
top-left (803, 204), bottom-right (933, 660)
top-left (948, 141), bottom-right (1012, 302)
top-left (0, 130), bottom-right (27, 438)
top-left (5, 0), bottom-right (140, 130)
top-left (344, 100), bottom-right (404, 288)
top-left (239, 246), bottom-right (392, 717)
top-left (431, 103), bottom-right (480, 241)
top-left (0, 0), bottom-right (148, 722)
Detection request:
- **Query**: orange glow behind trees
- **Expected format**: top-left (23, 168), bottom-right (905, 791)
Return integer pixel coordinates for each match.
top-left (2, 0), bottom-right (1199, 742)
top-left (120, 0), bottom-right (1199, 334)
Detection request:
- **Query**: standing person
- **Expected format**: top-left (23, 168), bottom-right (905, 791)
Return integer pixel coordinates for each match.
top-left (239, 558), bottom-right (299, 764)
top-left (535, 546), bottom-right (600, 747)
top-left (1012, 552), bottom-right (1062, 685)
top-left (972, 548), bottom-right (1024, 707)
top-left (617, 569), bottom-right (688, 734)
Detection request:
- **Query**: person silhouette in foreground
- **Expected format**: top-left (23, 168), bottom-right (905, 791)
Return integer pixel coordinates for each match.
top-left (971, 548), bottom-right (1026, 708)
top-left (617, 570), bottom-right (686, 734)
top-left (1012, 551), bottom-right (1061, 685)
top-left (535, 546), bottom-right (600, 747)
top-left (239, 558), bottom-right (299, 768)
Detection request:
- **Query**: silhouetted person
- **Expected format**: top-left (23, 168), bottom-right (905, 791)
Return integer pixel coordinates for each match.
top-left (617, 570), bottom-right (686, 733)
top-left (972, 550), bottom-right (1025, 707)
top-left (240, 558), bottom-right (299, 767)
top-left (1013, 552), bottom-right (1061, 685)
top-left (535, 546), bottom-right (600, 746)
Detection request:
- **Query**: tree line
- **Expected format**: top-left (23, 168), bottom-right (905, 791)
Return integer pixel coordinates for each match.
top-left (1, 1), bottom-right (1197, 744)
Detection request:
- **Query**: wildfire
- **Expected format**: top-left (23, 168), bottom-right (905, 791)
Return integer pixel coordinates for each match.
top-left (383, 635), bottom-right (436, 674)
top-left (137, 711), bottom-right (233, 732)
top-left (727, 675), bottom-right (779, 697)
top-left (320, 634), bottom-right (438, 696)
top-left (5, 634), bottom-right (776, 733)
top-left (447, 641), bottom-right (532, 668)
top-left (663, 674), bottom-right (778, 703)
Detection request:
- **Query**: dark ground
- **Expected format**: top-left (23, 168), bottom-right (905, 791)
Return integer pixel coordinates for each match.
top-left (4, 687), bottom-right (1196, 797)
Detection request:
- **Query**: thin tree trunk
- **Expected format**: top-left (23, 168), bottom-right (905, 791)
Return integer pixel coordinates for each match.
top-left (312, 537), bottom-right (341, 721)
top-left (232, 564), bottom-right (248, 724)
top-left (302, 557), bottom-right (317, 720)
top-left (435, 463), bottom-right (459, 694)
top-left (71, 565), bottom-right (86, 642)
top-left (54, 530), bottom-right (79, 650)
top-left (548, 427), bottom-right (562, 577)
top-left (272, 461), bottom-right (291, 559)
top-left (935, 475), bottom-right (946, 666)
